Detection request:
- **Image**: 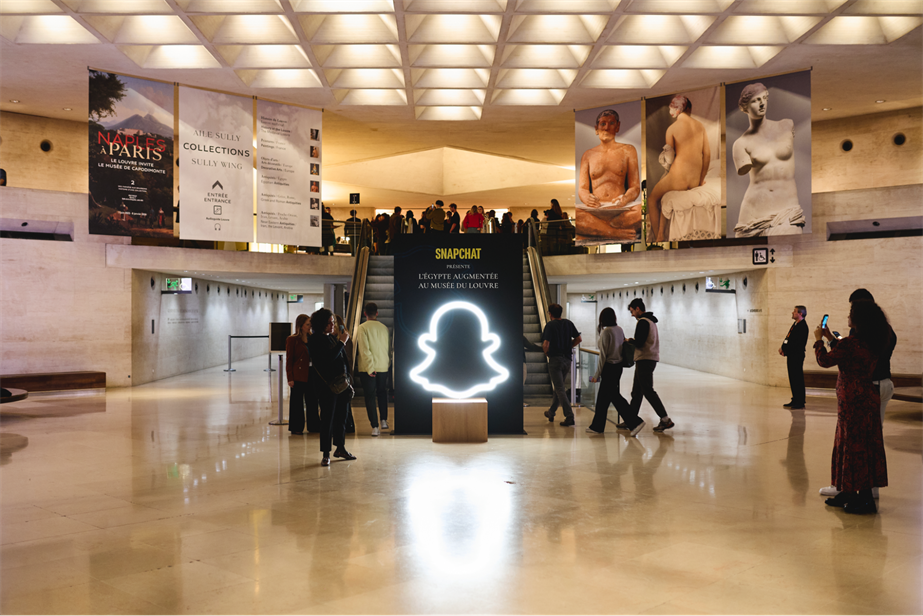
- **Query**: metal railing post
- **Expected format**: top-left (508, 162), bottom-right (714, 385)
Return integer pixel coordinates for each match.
top-left (224, 335), bottom-right (235, 372)
top-left (269, 354), bottom-right (288, 426)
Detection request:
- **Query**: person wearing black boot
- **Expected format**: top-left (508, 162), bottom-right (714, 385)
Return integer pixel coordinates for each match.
top-left (814, 300), bottom-right (890, 515)
top-left (309, 308), bottom-right (357, 467)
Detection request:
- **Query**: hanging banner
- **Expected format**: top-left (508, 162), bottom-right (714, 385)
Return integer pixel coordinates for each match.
top-left (255, 100), bottom-right (322, 246)
top-left (574, 100), bottom-right (643, 246)
top-left (726, 70), bottom-right (812, 238)
top-left (644, 86), bottom-right (723, 243)
top-left (178, 87), bottom-right (253, 242)
top-left (88, 70), bottom-right (174, 237)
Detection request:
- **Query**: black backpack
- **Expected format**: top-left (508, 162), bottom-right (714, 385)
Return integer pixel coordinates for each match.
top-left (619, 340), bottom-right (636, 368)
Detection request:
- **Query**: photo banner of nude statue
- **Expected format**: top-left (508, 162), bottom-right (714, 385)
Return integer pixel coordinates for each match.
top-left (88, 70), bottom-right (174, 238)
top-left (725, 70), bottom-right (812, 238)
top-left (645, 86), bottom-right (723, 243)
top-left (574, 100), bottom-right (643, 246)
top-left (178, 86), bottom-right (254, 242)
top-left (255, 100), bottom-right (322, 246)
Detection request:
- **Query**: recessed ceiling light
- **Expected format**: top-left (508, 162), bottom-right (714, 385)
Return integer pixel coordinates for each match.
top-left (62, 107), bottom-right (72, 110)
top-left (10, 100), bottom-right (20, 103)
top-left (823, 107), bottom-right (832, 110)
top-left (876, 99), bottom-right (886, 103)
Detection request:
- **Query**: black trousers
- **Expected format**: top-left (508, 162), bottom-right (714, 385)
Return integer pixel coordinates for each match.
top-left (289, 379), bottom-right (320, 433)
top-left (317, 386), bottom-right (350, 454)
top-left (622, 360), bottom-right (667, 427)
top-left (359, 371), bottom-right (389, 427)
top-left (787, 354), bottom-right (805, 406)
top-left (589, 363), bottom-right (630, 432)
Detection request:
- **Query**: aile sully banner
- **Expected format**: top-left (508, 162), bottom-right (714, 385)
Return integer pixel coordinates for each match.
top-left (178, 87), bottom-right (254, 242)
top-left (256, 100), bottom-right (322, 246)
top-left (88, 70), bottom-right (174, 238)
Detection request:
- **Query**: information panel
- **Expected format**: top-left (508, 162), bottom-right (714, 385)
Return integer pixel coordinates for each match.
top-left (393, 234), bottom-right (524, 435)
top-left (256, 100), bottom-right (322, 246)
top-left (178, 87), bottom-right (254, 242)
top-left (88, 70), bottom-right (174, 238)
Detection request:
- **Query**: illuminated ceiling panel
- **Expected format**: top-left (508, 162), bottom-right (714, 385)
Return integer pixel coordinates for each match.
top-left (513, 0), bottom-right (620, 12)
top-left (683, 46), bottom-right (782, 68)
top-left (412, 68), bottom-right (489, 88)
top-left (732, 0), bottom-right (846, 14)
top-left (300, 14), bottom-right (399, 43)
top-left (501, 45), bottom-right (591, 68)
top-left (608, 15), bottom-right (715, 44)
top-left (333, 89), bottom-right (408, 105)
top-left (1, 15), bottom-right (99, 43)
top-left (404, 0), bottom-right (507, 12)
top-left (405, 14), bottom-right (501, 43)
top-left (624, 0), bottom-right (734, 12)
top-left (582, 69), bottom-right (665, 88)
top-left (121, 45), bottom-right (221, 69)
top-left (507, 14), bottom-right (608, 44)
top-left (178, 0), bottom-right (283, 11)
top-left (60, 0), bottom-right (171, 12)
top-left (591, 45), bottom-right (686, 69)
top-left (85, 15), bottom-right (199, 44)
top-left (325, 68), bottom-right (405, 88)
top-left (495, 69), bottom-right (577, 88)
top-left (216, 45), bottom-right (310, 68)
top-left (806, 15), bottom-right (923, 44)
top-left (237, 69), bottom-right (323, 88)
top-left (414, 89), bottom-right (486, 105)
top-left (707, 16), bottom-right (822, 44)
top-left (1, 0), bottom-right (61, 13)
top-left (490, 89), bottom-right (565, 105)
top-left (415, 106), bottom-right (482, 121)
top-left (292, 0), bottom-right (394, 12)
top-left (191, 15), bottom-right (297, 44)
top-left (845, 0), bottom-right (923, 14)
top-left (314, 44), bottom-right (402, 68)
top-left (410, 45), bottom-right (495, 67)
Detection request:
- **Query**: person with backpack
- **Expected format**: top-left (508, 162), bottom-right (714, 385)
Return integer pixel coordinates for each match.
top-left (586, 307), bottom-right (632, 434)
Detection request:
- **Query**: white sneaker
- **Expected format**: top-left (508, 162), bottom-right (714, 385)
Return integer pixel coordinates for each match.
top-left (371, 427), bottom-right (380, 437)
top-left (819, 485), bottom-right (840, 497)
top-left (381, 420), bottom-right (389, 430)
top-left (585, 427), bottom-right (603, 434)
top-left (629, 421), bottom-right (645, 437)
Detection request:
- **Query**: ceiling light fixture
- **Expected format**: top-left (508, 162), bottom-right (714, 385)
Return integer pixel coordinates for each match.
top-left (876, 99), bottom-right (886, 103)
top-left (10, 100), bottom-right (20, 103)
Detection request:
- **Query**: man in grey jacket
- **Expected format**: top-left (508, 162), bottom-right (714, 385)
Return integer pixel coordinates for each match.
top-left (620, 298), bottom-right (674, 436)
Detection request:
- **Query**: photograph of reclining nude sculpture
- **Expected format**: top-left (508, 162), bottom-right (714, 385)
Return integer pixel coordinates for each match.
top-left (574, 100), bottom-right (643, 246)
top-left (726, 70), bottom-right (812, 238)
top-left (645, 86), bottom-right (723, 243)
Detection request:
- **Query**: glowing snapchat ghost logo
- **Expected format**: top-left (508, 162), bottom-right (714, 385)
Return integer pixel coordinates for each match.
top-left (409, 301), bottom-right (509, 399)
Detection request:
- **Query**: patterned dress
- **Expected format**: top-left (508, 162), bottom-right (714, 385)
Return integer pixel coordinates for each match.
top-left (814, 337), bottom-right (887, 491)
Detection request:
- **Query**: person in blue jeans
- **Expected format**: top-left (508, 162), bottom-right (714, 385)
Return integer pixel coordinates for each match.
top-left (541, 303), bottom-right (582, 427)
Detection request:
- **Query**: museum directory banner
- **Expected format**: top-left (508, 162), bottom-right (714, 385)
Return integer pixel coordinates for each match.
top-left (725, 70), bottom-right (812, 238)
top-left (574, 100), bottom-right (643, 246)
top-left (256, 100), bottom-right (322, 246)
top-left (88, 70), bottom-right (174, 238)
top-left (178, 86), bottom-right (254, 242)
top-left (644, 86), bottom-right (723, 243)
top-left (393, 234), bottom-right (524, 435)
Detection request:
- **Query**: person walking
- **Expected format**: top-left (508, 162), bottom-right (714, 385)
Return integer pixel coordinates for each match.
top-left (308, 308), bottom-right (356, 466)
top-left (355, 302), bottom-right (391, 436)
top-left (541, 303), bottom-right (582, 427)
top-left (780, 305), bottom-right (809, 409)
top-left (619, 298), bottom-right (672, 436)
top-left (586, 308), bottom-right (630, 434)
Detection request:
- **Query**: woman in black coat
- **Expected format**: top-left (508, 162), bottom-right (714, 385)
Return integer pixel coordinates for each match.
top-left (308, 308), bottom-right (356, 466)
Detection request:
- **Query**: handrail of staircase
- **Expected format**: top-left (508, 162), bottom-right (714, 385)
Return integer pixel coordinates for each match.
top-left (346, 242), bottom-right (370, 345)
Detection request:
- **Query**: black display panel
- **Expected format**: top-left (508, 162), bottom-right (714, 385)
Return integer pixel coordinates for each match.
top-left (393, 234), bottom-right (524, 435)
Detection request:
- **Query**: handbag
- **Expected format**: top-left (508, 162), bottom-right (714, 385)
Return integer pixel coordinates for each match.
top-left (317, 370), bottom-right (351, 395)
top-left (619, 340), bottom-right (636, 368)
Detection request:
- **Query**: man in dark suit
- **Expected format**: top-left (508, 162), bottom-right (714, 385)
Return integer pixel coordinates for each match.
top-left (780, 305), bottom-right (808, 409)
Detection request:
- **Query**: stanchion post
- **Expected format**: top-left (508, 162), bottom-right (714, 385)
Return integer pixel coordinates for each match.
top-left (224, 335), bottom-right (236, 372)
top-left (264, 351), bottom-right (276, 372)
top-left (570, 355), bottom-right (580, 408)
top-left (269, 354), bottom-right (288, 426)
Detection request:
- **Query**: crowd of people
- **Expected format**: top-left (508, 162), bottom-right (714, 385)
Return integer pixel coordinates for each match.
top-left (288, 282), bottom-right (897, 517)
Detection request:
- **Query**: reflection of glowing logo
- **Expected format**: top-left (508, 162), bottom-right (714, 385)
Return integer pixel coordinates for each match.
top-left (409, 301), bottom-right (509, 399)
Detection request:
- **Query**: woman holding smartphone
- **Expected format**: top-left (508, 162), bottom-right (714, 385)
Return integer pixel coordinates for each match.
top-left (309, 308), bottom-right (356, 467)
top-left (586, 307), bottom-right (630, 434)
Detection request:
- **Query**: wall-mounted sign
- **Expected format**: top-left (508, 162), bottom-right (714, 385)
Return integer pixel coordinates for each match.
top-left (752, 247), bottom-right (769, 265)
top-left (394, 234), bottom-right (523, 435)
top-left (706, 276), bottom-right (735, 293)
top-left (350, 193), bottom-right (360, 204)
top-left (581, 294), bottom-right (596, 302)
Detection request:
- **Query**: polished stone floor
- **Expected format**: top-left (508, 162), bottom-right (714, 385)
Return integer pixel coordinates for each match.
top-left (1, 356), bottom-right (921, 615)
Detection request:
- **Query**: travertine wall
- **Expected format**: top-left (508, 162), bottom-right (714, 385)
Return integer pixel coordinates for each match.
top-left (0, 112), bottom-right (88, 193)
top-left (131, 270), bottom-right (286, 385)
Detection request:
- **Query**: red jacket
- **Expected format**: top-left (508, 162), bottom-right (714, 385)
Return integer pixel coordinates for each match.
top-left (286, 336), bottom-right (310, 382)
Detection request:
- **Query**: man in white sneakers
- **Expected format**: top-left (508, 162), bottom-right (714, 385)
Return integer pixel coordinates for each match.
top-left (355, 302), bottom-right (391, 436)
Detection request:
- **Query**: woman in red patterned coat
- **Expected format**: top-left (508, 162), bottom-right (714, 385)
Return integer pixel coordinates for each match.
top-left (813, 300), bottom-right (890, 514)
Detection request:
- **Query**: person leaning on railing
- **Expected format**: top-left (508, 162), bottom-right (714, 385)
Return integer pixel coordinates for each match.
top-left (463, 205), bottom-right (484, 233)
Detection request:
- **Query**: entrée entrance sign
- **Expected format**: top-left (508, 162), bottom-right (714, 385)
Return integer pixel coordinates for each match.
top-left (393, 234), bottom-right (524, 435)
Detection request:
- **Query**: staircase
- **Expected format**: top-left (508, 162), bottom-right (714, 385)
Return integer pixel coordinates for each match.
top-left (352, 255), bottom-right (394, 399)
top-left (523, 252), bottom-right (551, 398)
